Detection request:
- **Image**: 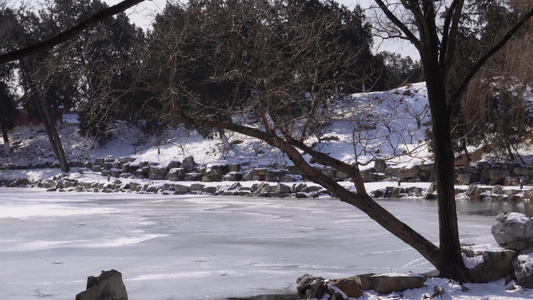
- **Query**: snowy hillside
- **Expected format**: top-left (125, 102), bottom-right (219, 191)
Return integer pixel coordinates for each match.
top-left (4, 81), bottom-right (533, 179)
top-left (1, 83), bottom-right (433, 172)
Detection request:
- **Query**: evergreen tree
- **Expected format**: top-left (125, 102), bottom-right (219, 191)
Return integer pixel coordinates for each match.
top-left (377, 51), bottom-right (424, 90)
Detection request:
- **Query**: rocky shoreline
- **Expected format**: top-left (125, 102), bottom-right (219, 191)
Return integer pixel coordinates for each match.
top-left (3, 154), bottom-right (533, 202)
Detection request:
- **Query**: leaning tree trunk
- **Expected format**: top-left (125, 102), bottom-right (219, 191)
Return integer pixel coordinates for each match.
top-left (264, 130), bottom-right (443, 269)
top-left (36, 97), bottom-right (70, 173)
top-left (175, 116), bottom-right (443, 270)
top-left (1, 124), bottom-right (11, 155)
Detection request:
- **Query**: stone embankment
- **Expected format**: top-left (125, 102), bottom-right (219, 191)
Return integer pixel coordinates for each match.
top-left (3, 155), bottom-right (533, 200)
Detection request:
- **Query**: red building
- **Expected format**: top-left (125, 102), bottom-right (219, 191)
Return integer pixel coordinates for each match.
top-left (13, 108), bottom-right (63, 127)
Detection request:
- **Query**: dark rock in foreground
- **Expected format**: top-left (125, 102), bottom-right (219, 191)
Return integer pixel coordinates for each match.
top-left (296, 272), bottom-right (424, 299)
top-left (75, 269), bottom-right (128, 300)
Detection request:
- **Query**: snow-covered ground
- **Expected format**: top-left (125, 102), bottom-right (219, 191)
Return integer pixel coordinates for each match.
top-left (1, 187), bottom-right (531, 300)
top-left (2, 82), bottom-right (532, 171)
top-left (1, 83), bottom-right (435, 170)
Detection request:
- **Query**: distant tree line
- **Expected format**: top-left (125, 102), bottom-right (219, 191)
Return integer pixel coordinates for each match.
top-left (1, 0), bottom-right (530, 167)
top-left (0, 0), bottom-right (424, 159)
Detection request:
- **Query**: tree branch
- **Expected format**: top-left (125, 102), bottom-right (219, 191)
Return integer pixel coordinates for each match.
top-left (0, 0), bottom-right (145, 65)
top-left (440, 0), bottom-right (464, 73)
top-left (374, 0), bottom-right (421, 51)
top-left (172, 114), bottom-right (441, 269)
top-left (448, 7), bottom-right (533, 112)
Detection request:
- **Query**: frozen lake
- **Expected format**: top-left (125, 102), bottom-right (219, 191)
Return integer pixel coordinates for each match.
top-left (0, 188), bottom-right (502, 299)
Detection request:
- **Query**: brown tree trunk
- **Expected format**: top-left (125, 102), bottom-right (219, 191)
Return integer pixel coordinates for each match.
top-left (36, 97), bottom-right (70, 173)
top-left (415, 5), bottom-right (468, 278)
top-left (461, 137), bottom-right (471, 162)
top-left (425, 73), bottom-right (467, 281)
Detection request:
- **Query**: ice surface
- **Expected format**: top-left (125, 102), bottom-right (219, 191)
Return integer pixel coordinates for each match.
top-left (0, 188), bottom-right (519, 299)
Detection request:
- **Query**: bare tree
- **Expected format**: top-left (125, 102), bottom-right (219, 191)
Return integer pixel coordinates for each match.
top-left (134, 0), bottom-right (532, 280)
top-left (0, 0), bottom-right (145, 65)
top-left (373, 0), bottom-right (533, 280)
top-left (0, 0), bottom-right (146, 172)
top-left (118, 0), bottom-right (443, 271)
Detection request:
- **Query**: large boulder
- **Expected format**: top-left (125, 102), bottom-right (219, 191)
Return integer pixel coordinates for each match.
top-left (104, 155), bottom-right (115, 163)
top-left (321, 167), bottom-right (337, 179)
top-left (172, 184), bottom-right (190, 195)
top-left (360, 170), bottom-right (378, 182)
top-left (185, 173), bottom-right (203, 181)
top-left (75, 269), bottom-right (128, 300)
top-left (203, 186), bottom-right (218, 194)
top-left (296, 274), bottom-right (357, 300)
top-left (190, 183), bottom-right (205, 193)
top-left (275, 183), bottom-right (291, 194)
top-left (330, 277), bottom-right (363, 298)
top-left (456, 173), bottom-right (473, 185)
top-left (223, 172), bottom-right (242, 181)
top-left (492, 211), bottom-right (533, 250)
top-left (168, 168), bottom-right (185, 181)
top-left (266, 169), bottom-right (287, 182)
top-left (257, 182), bottom-right (273, 194)
top-left (297, 273), bottom-right (425, 299)
top-left (513, 248), bottom-right (533, 288)
top-left (94, 157), bottom-right (105, 166)
top-left (369, 273), bottom-right (426, 294)
top-left (228, 163), bottom-right (241, 173)
top-left (489, 169), bottom-right (511, 185)
top-left (296, 274), bottom-right (328, 300)
top-left (465, 184), bottom-right (478, 197)
top-left (202, 165), bottom-right (226, 182)
top-left (464, 165), bottom-right (480, 175)
top-left (122, 162), bottom-right (139, 174)
top-left (182, 156), bottom-right (196, 173)
top-left (399, 165), bottom-right (420, 182)
top-left (149, 165), bottom-right (168, 180)
top-left (109, 168), bottom-right (122, 178)
top-left (118, 156), bottom-right (135, 165)
top-left (418, 164), bottom-right (435, 181)
top-left (463, 247), bottom-right (516, 283)
top-left (167, 160), bottom-right (181, 169)
top-left (291, 182), bottom-right (307, 193)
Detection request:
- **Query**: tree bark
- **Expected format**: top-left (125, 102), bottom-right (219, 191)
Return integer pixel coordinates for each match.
top-left (461, 137), bottom-right (470, 162)
top-left (414, 1), bottom-right (468, 281)
top-left (36, 97), bottom-right (70, 173)
top-left (424, 73), bottom-right (467, 281)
